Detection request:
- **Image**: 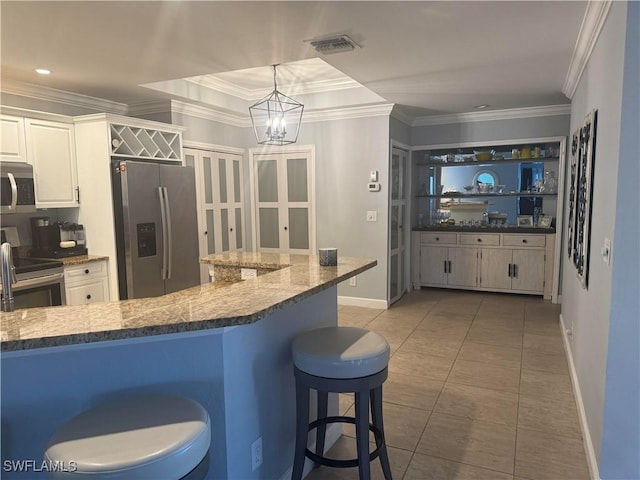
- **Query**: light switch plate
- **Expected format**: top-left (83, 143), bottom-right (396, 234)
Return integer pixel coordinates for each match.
top-left (366, 211), bottom-right (377, 222)
top-left (370, 170), bottom-right (378, 182)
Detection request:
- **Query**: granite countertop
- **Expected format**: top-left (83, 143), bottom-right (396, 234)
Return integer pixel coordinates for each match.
top-left (52, 255), bottom-right (109, 266)
top-left (1, 254), bottom-right (376, 352)
top-left (413, 226), bottom-right (556, 234)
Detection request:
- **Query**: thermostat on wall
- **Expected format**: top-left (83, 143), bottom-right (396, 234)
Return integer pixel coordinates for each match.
top-left (368, 182), bottom-right (381, 192)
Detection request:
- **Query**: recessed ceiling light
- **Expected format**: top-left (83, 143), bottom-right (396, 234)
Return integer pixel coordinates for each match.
top-left (35, 68), bottom-right (51, 75)
top-left (473, 104), bottom-right (489, 109)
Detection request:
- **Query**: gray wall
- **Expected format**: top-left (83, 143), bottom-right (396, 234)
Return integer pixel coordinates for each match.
top-left (173, 113), bottom-right (248, 148)
top-left (411, 115), bottom-right (570, 146)
top-left (561, 2), bottom-right (638, 478)
top-left (174, 112), bottom-right (391, 303)
top-left (297, 116), bottom-right (390, 302)
top-left (390, 114), bottom-right (411, 146)
top-left (599, 2), bottom-right (639, 479)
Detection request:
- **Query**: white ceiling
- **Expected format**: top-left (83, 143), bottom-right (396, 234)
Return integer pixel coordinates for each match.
top-left (0, 1), bottom-right (588, 120)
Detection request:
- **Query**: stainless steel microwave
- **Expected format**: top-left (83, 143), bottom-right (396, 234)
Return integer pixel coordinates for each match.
top-left (0, 162), bottom-right (36, 214)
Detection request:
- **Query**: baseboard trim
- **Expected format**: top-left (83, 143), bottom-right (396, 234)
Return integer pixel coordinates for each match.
top-left (560, 313), bottom-right (601, 480)
top-left (338, 296), bottom-right (388, 309)
top-left (278, 423), bottom-right (343, 480)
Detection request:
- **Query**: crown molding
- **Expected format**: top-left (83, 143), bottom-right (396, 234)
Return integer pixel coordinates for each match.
top-left (170, 100), bottom-right (249, 127)
top-left (562, 0), bottom-right (612, 99)
top-left (170, 100), bottom-right (394, 127)
top-left (390, 108), bottom-right (414, 126)
top-left (302, 103), bottom-right (394, 123)
top-left (127, 100), bottom-right (173, 116)
top-left (186, 75), bottom-right (361, 101)
top-left (182, 140), bottom-right (245, 155)
top-left (0, 105), bottom-right (74, 123)
top-left (73, 112), bottom-right (186, 131)
top-left (0, 80), bottom-right (128, 115)
top-left (412, 104), bottom-right (572, 127)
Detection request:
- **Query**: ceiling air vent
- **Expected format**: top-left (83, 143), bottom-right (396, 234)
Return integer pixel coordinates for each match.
top-left (309, 35), bottom-right (359, 55)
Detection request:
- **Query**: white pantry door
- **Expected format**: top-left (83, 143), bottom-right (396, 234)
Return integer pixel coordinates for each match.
top-left (185, 147), bottom-right (245, 283)
top-left (252, 148), bottom-right (315, 254)
top-left (389, 146), bottom-right (409, 304)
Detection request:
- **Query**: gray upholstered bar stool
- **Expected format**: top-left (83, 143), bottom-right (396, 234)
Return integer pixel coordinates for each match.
top-left (291, 326), bottom-right (392, 480)
top-left (43, 394), bottom-right (211, 480)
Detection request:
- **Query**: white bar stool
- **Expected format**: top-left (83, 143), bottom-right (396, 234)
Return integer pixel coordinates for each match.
top-left (43, 394), bottom-right (211, 480)
top-left (291, 326), bottom-right (392, 480)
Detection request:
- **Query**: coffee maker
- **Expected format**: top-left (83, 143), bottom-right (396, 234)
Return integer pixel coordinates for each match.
top-left (30, 218), bottom-right (88, 258)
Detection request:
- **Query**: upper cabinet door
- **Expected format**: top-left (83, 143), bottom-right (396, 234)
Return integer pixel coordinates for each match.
top-left (0, 115), bottom-right (27, 162)
top-left (25, 119), bottom-right (79, 208)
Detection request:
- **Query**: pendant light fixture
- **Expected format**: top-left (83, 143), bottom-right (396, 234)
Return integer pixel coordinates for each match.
top-left (249, 65), bottom-right (304, 145)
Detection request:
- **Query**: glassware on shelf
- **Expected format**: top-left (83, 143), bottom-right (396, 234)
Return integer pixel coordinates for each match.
top-left (543, 171), bottom-right (557, 193)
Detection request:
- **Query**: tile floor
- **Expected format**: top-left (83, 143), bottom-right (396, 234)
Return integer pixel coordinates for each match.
top-left (306, 288), bottom-right (590, 480)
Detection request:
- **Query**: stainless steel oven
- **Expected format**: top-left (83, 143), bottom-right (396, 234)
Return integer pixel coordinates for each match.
top-left (6, 259), bottom-right (65, 309)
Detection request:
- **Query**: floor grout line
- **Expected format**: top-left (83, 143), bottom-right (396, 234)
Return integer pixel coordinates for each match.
top-left (332, 289), bottom-right (583, 480)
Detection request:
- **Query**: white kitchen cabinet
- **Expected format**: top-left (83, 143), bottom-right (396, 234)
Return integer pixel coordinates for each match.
top-left (416, 231), bottom-right (552, 297)
top-left (419, 246), bottom-right (478, 287)
top-left (25, 118), bottom-right (79, 208)
top-left (479, 248), bottom-right (545, 293)
top-left (0, 114), bottom-right (27, 162)
top-left (64, 260), bottom-right (110, 306)
top-left (419, 234), bottom-right (478, 288)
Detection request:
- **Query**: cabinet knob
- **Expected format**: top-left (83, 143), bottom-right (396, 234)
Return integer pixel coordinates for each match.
top-left (477, 238), bottom-right (482, 242)
top-left (284, 226), bottom-right (288, 231)
top-left (204, 231), bottom-right (208, 235)
top-left (86, 294), bottom-right (92, 300)
top-left (230, 228), bottom-right (233, 232)
top-left (84, 269), bottom-right (90, 274)
top-left (522, 239), bottom-right (528, 243)
top-left (435, 237), bottom-right (439, 241)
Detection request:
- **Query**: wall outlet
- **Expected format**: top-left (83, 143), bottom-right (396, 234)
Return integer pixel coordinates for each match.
top-left (241, 268), bottom-right (258, 280)
top-left (366, 211), bottom-right (377, 222)
top-left (251, 437), bottom-right (263, 471)
top-left (349, 276), bottom-right (357, 286)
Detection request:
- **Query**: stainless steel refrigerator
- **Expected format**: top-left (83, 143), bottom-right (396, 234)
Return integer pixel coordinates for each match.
top-left (111, 160), bottom-right (200, 300)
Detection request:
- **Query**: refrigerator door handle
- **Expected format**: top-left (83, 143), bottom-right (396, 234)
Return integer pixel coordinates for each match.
top-left (163, 186), bottom-right (173, 280)
top-left (158, 186), bottom-right (169, 280)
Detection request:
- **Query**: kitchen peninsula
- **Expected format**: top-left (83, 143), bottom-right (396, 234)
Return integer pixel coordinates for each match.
top-left (1, 254), bottom-right (375, 480)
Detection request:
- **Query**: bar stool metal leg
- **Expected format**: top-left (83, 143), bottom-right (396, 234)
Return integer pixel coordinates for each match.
top-left (292, 382), bottom-right (310, 480)
top-left (371, 386), bottom-right (393, 480)
top-left (354, 391), bottom-right (371, 480)
top-left (315, 390), bottom-right (328, 466)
